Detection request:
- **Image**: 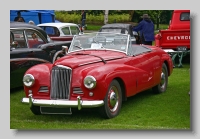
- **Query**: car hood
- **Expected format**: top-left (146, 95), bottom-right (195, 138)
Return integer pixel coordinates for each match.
top-left (53, 50), bottom-right (126, 69)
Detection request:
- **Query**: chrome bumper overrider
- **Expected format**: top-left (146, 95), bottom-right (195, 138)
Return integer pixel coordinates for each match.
top-left (21, 94), bottom-right (104, 110)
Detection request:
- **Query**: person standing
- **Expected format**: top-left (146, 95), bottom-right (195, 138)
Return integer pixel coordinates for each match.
top-left (14, 12), bottom-right (25, 22)
top-left (132, 14), bottom-right (155, 45)
top-left (81, 10), bottom-right (86, 28)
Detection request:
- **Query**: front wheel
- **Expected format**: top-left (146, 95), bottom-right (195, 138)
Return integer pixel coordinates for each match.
top-left (99, 80), bottom-right (122, 119)
top-left (152, 63), bottom-right (168, 94)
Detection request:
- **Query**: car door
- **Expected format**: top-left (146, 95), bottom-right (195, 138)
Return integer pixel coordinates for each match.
top-left (127, 39), bottom-right (155, 93)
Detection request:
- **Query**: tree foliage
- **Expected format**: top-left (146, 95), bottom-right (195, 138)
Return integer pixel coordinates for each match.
top-left (55, 10), bottom-right (173, 24)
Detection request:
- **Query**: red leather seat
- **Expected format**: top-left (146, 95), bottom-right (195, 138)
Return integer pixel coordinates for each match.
top-left (28, 39), bottom-right (39, 48)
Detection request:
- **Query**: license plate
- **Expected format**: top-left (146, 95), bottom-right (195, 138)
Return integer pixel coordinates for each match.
top-left (177, 46), bottom-right (187, 51)
top-left (40, 107), bottom-right (72, 114)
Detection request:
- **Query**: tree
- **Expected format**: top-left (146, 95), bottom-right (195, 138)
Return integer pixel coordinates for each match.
top-left (128, 10), bottom-right (134, 21)
top-left (104, 10), bottom-right (109, 24)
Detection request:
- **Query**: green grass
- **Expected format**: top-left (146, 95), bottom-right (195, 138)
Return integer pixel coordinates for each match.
top-left (10, 64), bottom-right (190, 130)
top-left (86, 24), bottom-right (103, 31)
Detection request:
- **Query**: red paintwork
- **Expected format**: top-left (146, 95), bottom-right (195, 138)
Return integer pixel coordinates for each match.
top-left (50, 36), bottom-right (73, 42)
top-left (155, 10), bottom-right (190, 50)
top-left (24, 46), bottom-right (173, 101)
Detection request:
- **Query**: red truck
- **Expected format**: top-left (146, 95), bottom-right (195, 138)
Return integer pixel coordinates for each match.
top-left (155, 10), bottom-right (190, 67)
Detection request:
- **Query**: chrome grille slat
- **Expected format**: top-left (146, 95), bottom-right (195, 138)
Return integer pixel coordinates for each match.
top-left (50, 66), bottom-right (72, 100)
top-left (39, 86), bottom-right (49, 92)
top-left (73, 87), bottom-right (83, 94)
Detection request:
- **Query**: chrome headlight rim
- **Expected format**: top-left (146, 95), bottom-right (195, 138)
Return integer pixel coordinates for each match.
top-left (23, 74), bottom-right (35, 87)
top-left (84, 75), bottom-right (97, 89)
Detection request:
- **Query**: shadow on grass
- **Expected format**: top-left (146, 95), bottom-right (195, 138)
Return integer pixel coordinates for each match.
top-left (10, 86), bottom-right (24, 94)
top-left (122, 89), bottom-right (155, 106)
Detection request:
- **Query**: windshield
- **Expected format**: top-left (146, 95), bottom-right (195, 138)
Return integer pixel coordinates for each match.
top-left (68, 32), bottom-right (130, 53)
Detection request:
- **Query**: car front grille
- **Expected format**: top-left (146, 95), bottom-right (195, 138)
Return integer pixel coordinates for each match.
top-left (50, 65), bottom-right (72, 99)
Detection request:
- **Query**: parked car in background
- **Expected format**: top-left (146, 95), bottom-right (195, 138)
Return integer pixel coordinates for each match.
top-left (10, 22), bottom-right (71, 89)
top-left (37, 23), bottom-right (83, 42)
top-left (99, 23), bottom-right (138, 44)
top-left (21, 32), bottom-right (173, 119)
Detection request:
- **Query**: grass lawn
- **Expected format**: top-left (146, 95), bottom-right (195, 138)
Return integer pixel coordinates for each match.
top-left (10, 64), bottom-right (190, 129)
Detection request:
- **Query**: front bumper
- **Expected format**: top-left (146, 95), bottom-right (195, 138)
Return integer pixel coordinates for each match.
top-left (21, 94), bottom-right (104, 110)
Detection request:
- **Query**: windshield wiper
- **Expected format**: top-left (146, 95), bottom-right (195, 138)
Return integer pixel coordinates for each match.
top-left (74, 53), bottom-right (107, 64)
top-left (73, 45), bottom-right (83, 49)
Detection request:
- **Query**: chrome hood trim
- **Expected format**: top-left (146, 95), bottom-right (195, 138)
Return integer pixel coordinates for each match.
top-left (79, 56), bottom-right (124, 66)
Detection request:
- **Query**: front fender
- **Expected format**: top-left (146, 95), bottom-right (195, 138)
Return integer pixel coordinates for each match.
top-left (75, 64), bottom-right (142, 99)
top-left (23, 63), bottom-right (53, 97)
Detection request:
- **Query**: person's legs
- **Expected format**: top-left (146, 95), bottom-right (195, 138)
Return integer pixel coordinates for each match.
top-left (82, 19), bottom-right (85, 27)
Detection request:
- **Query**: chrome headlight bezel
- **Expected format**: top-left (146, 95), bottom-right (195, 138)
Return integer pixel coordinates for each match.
top-left (84, 75), bottom-right (97, 89)
top-left (23, 74), bottom-right (35, 87)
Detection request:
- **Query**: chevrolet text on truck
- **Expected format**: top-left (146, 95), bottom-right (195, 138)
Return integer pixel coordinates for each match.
top-left (155, 10), bottom-right (190, 67)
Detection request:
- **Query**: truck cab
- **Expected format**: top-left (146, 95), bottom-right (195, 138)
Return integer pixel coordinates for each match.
top-left (155, 10), bottom-right (190, 67)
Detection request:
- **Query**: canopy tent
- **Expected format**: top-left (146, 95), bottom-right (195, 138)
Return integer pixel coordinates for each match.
top-left (10, 10), bottom-right (55, 25)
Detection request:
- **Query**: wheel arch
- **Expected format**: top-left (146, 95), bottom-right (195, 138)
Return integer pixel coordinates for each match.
top-left (113, 77), bottom-right (127, 102)
top-left (163, 60), bottom-right (170, 76)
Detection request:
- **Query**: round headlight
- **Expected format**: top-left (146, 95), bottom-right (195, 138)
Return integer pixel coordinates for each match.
top-left (84, 76), bottom-right (96, 89)
top-left (23, 74), bottom-right (35, 87)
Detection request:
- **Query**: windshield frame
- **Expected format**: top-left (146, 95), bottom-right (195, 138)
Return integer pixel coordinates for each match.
top-left (68, 32), bottom-right (131, 55)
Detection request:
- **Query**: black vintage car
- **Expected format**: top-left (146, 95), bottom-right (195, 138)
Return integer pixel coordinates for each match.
top-left (10, 22), bottom-right (71, 89)
top-left (99, 23), bottom-right (140, 44)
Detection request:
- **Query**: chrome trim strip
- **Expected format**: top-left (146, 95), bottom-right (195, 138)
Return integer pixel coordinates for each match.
top-left (10, 58), bottom-right (51, 63)
top-left (21, 94), bottom-right (104, 110)
top-left (56, 65), bottom-right (72, 70)
top-left (69, 48), bottom-right (127, 54)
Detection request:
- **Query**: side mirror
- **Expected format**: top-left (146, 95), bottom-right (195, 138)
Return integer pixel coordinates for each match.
top-left (62, 46), bottom-right (68, 53)
top-left (52, 46), bottom-right (68, 63)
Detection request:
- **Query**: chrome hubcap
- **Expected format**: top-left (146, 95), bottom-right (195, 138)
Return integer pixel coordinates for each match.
top-left (108, 86), bottom-right (118, 112)
top-left (160, 69), bottom-right (166, 90)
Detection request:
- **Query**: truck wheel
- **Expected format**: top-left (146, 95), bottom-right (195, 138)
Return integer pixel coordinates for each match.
top-left (30, 106), bottom-right (41, 115)
top-left (99, 80), bottom-right (122, 119)
top-left (152, 63), bottom-right (168, 94)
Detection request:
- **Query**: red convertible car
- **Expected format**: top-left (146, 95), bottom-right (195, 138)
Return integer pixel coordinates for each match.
top-left (21, 32), bottom-right (173, 119)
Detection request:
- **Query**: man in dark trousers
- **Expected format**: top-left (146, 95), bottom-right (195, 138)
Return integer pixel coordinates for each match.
top-left (132, 14), bottom-right (154, 45)
top-left (81, 10), bottom-right (86, 27)
top-left (14, 12), bottom-right (25, 22)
